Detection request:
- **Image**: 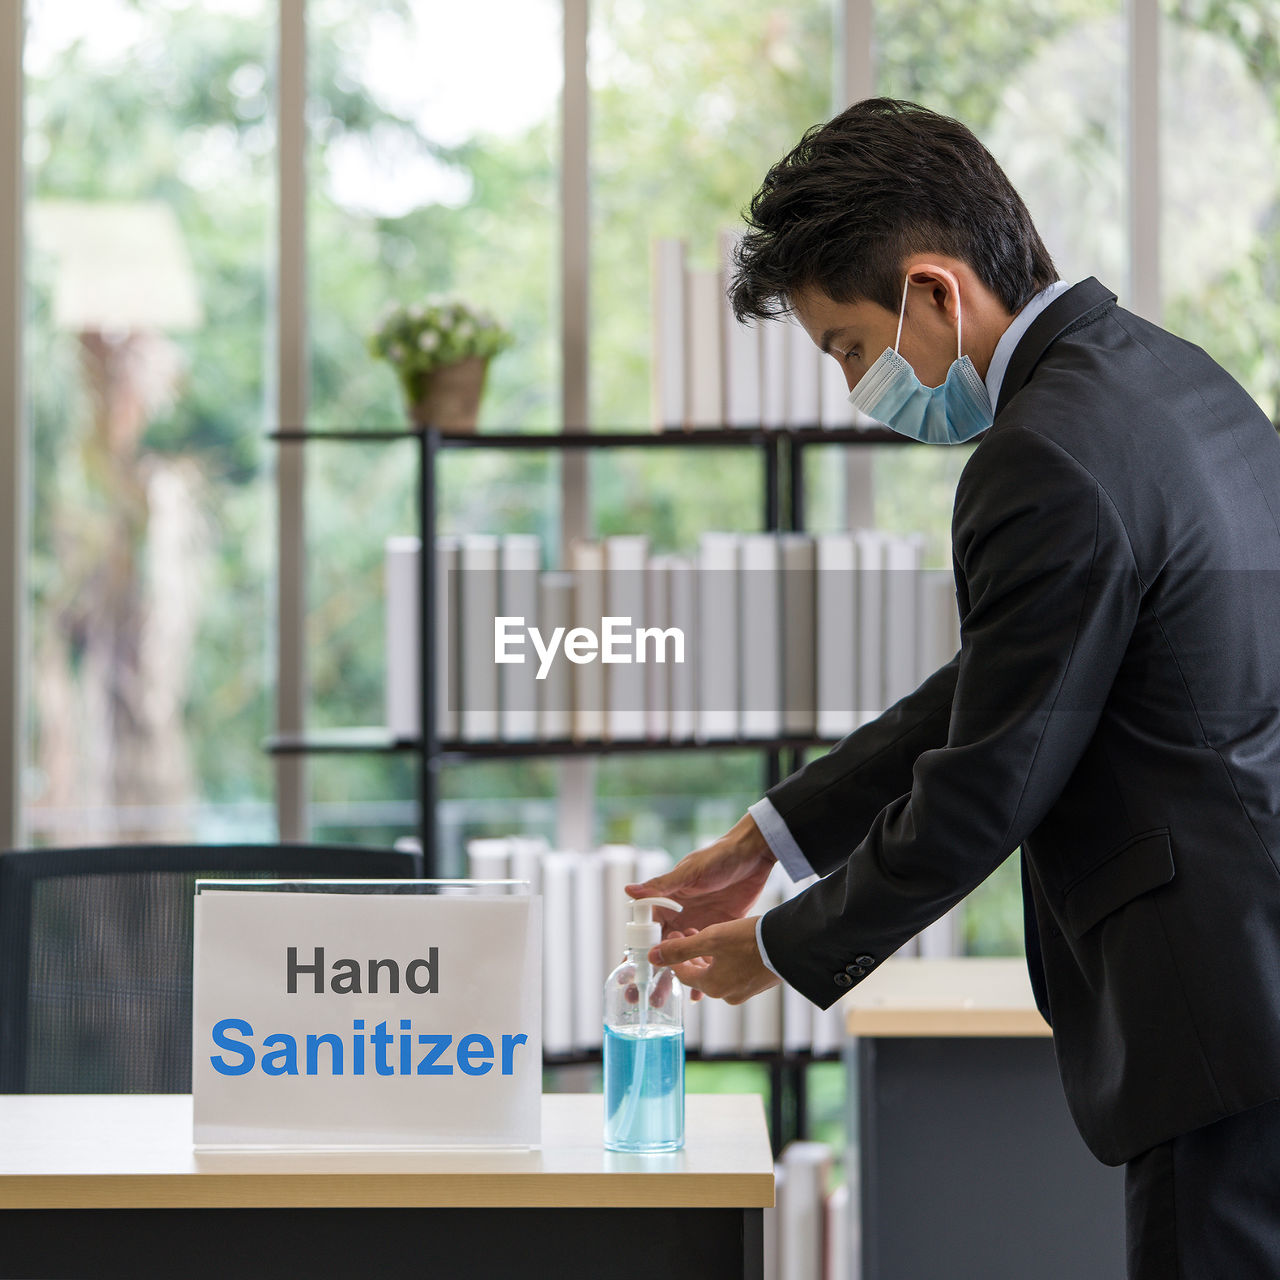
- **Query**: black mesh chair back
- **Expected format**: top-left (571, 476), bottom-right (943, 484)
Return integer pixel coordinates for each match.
top-left (0, 843), bottom-right (423, 1093)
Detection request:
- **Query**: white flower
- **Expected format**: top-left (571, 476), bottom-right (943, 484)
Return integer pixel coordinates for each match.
top-left (455, 322), bottom-right (474, 341)
top-left (408, 304), bottom-right (424, 322)
top-left (418, 331), bottom-right (439, 351)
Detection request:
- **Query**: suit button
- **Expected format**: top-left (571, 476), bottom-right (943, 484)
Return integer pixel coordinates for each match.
top-left (845, 964), bottom-right (866, 978)
top-left (855, 954), bottom-right (875, 966)
top-left (833, 972), bottom-right (853, 988)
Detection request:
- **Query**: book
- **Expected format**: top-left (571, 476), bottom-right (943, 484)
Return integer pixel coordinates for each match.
top-left (644, 556), bottom-right (672, 740)
top-left (600, 844), bottom-right (637, 973)
top-left (385, 535), bottom-right (421, 740)
top-left (779, 534), bottom-right (817, 737)
top-left (569, 540), bottom-right (605, 741)
top-left (667, 555), bottom-right (697, 741)
top-left (458, 534), bottom-right (501, 741)
top-left (742, 865), bottom-right (786, 1052)
top-left (826, 1182), bottom-right (851, 1280)
top-left (739, 534), bottom-right (782, 739)
top-left (686, 267), bottom-right (724, 429)
top-left (697, 532), bottom-right (740, 740)
top-left (819, 348), bottom-right (853, 428)
top-left (815, 533), bottom-right (857, 740)
top-left (572, 851), bottom-right (605, 1051)
top-left (466, 836), bottom-right (511, 887)
top-left (853, 529), bottom-right (888, 726)
top-left (536, 572), bottom-right (575, 740)
top-left (699, 987), bottom-right (743, 1057)
top-left (499, 534), bottom-right (541, 741)
top-left (760, 314), bottom-right (789, 430)
top-left (918, 565), bottom-right (960, 681)
top-left (650, 237), bottom-right (687, 431)
top-left (785, 313), bottom-right (821, 429)
top-left (541, 850), bottom-right (578, 1056)
top-left (720, 229), bottom-right (761, 428)
top-left (780, 1142), bottom-right (832, 1280)
top-left (883, 532), bottom-right (924, 709)
top-left (603, 534), bottom-right (649, 740)
top-left (507, 835), bottom-right (548, 898)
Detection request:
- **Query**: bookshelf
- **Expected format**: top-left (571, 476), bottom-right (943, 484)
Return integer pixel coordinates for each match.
top-left (265, 422), bottom-right (912, 871)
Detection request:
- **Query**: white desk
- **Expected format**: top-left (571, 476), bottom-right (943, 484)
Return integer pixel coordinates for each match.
top-left (0, 1092), bottom-right (774, 1279)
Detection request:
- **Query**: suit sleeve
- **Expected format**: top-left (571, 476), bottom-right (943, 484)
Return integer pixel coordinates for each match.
top-left (761, 653), bottom-right (959, 878)
top-left (761, 427), bottom-right (1143, 1008)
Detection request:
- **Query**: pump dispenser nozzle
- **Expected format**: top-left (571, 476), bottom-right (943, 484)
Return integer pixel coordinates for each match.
top-left (626, 896), bottom-right (682, 992)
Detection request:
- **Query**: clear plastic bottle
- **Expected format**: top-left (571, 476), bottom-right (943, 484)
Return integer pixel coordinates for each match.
top-left (603, 896), bottom-right (685, 1153)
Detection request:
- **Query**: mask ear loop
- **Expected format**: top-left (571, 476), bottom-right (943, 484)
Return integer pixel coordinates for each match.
top-left (893, 275), bottom-right (910, 353)
top-left (956, 285), bottom-right (963, 361)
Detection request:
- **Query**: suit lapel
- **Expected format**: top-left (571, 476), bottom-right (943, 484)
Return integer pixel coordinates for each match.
top-left (994, 277), bottom-right (1118, 417)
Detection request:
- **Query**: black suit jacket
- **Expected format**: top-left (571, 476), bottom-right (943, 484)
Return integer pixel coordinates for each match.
top-left (760, 278), bottom-right (1280, 1166)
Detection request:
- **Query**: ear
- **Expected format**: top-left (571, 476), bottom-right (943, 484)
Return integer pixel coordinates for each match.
top-left (902, 261), bottom-right (962, 327)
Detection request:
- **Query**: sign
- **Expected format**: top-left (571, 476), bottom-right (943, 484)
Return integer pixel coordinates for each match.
top-left (192, 884), bottom-right (541, 1148)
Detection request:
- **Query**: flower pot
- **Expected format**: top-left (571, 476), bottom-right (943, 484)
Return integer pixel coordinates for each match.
top-left (407, 356), bottom-right (490, 432)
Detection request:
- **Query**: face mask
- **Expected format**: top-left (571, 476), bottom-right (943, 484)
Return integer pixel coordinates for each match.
top-left (846, 276), bottom-right (993, 444)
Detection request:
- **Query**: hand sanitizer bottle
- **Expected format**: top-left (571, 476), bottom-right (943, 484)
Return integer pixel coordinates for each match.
top-left (603, 896), bottom-right (685, 1153)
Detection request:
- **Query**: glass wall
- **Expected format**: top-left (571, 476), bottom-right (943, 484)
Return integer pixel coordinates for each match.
top-left (23, 0), bottom-right (274, 844)
top-left (302, 1), bottom-right (564, 860)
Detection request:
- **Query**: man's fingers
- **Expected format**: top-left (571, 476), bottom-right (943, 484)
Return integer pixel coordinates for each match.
top-left (650, 928), bottom-right (719, 967)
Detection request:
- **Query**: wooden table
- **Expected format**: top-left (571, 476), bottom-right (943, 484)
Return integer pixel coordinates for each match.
top-left (843, 958), bottom-right (1125, 1280)
top-left (0, 1092), bottom-right (774, 1279)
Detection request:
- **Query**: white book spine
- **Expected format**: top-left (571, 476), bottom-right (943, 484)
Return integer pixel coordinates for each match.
top-left (739, 534), bottom-right (782, 739)
top-left (499, 534), bottom-right (541, 742)
top-left (536, 572), bottom-right (575, 740)
top-left (604, 534), bottom-right (650, 741)
top-left (761, 316), bottom-right (789, 430)
top-left (699, 989), bottom-right (743, 1057)
top-left (507, 834), bottom-right (548, 898)
top-left (541, 851), bottom-right (578, 1056)
top-left (825, 1182), bottom-right (852, 1280)
top-left (919, 903), bottom-right (962, 958)
top-left (634, 847), bottom-right (674, 885)
top-left (436, 536), bottom-right (460, 740)
top-left (819, 347), bottom-right (854, 428)
top-left (782, 875), bottom-right (818, 1053)
top-left (720, 229), bottom-right (761, 428)
top-left (667, 556), bottom-right (697, 740)
top-left (785, 314), bottom-right (821, 428)
top-left (569, 541), bottom-right (605, 741)
top-left (686, 267), bottom-right (725, 429)
top-left (645, 558), bottom-right (672, 740)
top-left (780, 1142), bottom-right (832, 1280)
top-left (466, 837), bottom-right (512, 888)
top-left (651, 237), bottom-right (688, 430)
top-left (385, 535), bottom-right (421, 740)
top-left (882, 533), bottom-right (924, 709)
top-left (743, 865), bottom-right (786, 1052)
top-left (765, 1165), bottom-right (786, 1280)
top-left (815, 533), bottom-right (857, 741)
top-left (810, 998), bottom-right (844, 1058)
top-left (853, 530), bottom-right (887, 727)
top-left (600, 844), bottom-right (637, 973)
top-left (779, 534), bottom-right (817, 737)
top-left (459, 535), bottom-right (501, 741)
top-left (572, 852), bottom-right (605, 1051)
top-left (696, 532), bottom-right (740, 740)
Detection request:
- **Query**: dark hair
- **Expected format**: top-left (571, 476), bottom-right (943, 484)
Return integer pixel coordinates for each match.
top-left (730, 97), bottom-right (1057, 323)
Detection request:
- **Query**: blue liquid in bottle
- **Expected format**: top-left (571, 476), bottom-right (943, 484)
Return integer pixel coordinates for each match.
top-left (603, 1023), bottom-right (685, 1153)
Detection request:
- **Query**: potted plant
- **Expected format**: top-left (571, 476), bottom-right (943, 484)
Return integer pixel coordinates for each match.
top-left (369, 297), bottom-right (514, 432)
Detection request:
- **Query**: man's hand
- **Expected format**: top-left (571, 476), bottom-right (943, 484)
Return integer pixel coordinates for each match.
top-left (624, 811), bottom-right (776, 937)
top-left (649, 917), bottom-right (779, 1006)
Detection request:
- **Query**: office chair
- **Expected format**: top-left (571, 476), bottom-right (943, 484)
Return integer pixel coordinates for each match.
top-left (0, 842), bottom-right (423, 1093)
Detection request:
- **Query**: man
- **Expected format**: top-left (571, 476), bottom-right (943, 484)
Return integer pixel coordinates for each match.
top-left (628, 97), bottom-right (1280, 1277)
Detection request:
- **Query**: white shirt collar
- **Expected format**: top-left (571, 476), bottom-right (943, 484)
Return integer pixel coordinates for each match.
top-left (984, 279), bottom-right (1074, 411)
